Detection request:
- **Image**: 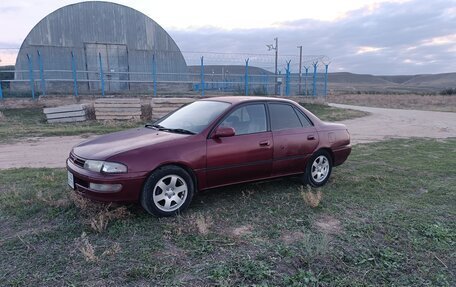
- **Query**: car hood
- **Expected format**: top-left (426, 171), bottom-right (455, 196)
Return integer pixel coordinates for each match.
top-left (72, 127), bottom-right (189, 160)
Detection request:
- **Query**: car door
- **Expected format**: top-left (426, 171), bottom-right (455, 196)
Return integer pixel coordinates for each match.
top-left (268, 103), bottom-right (319, 176)
top-left (206, 103), bottom-right (273, 188)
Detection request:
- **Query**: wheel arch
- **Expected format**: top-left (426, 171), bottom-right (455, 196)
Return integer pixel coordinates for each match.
top-left (314, 147), bottom-right (334, 164)
top-left (141, 162), bottom-right (198, 194)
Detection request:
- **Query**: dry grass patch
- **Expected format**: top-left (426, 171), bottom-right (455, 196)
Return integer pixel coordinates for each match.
top-left (230, 225), bottom-right (253, 237)
top-left (75, 232), bottom-right (121, 262)
top-left (36, 189), bottom-right (71, 208)
top-left (69, 192), bottom-right (131, 233)
top-left (75, 232), bottom-right (98, 262)
top-left (195, 214), bottom-right (212, 235)
top-left (300, 185), bottom-right (323, 208)
top-left (280, 231), bottom-right (306, 245)
top-left (314, 215), bottom-right (343, 235)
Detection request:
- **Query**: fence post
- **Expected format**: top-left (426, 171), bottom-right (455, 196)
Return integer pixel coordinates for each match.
top-left (27, 54), bottom-right (35, 100)
top-left (71, 51), bottom-right (78, 97)
top-left (324, 63), bottom-right (329, 97)
top-left (200, 56), bottom-right (205, 96)
top-left (244, 58), bottom-right (249, 96)
top-left (285, 60), bottom-right (291, 96)
top-left (312, 61), bottom-right (318, 97)
top-left (37, 50), bottom-right (46, 96)
top-left (264, 73), bottom-right (269, 95)
top-left (304, 67), bottom-right (309, 96)
top-left (99, 52), bottom-right (105, 97)
top-left (152, 54), bottom-right (157, 97)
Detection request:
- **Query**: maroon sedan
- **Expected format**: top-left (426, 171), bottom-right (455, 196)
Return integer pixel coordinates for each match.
top-left (67, 97), bottom-right (351, 216)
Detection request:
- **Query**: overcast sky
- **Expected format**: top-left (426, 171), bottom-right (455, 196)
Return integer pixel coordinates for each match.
top-left (0, 0), bottom-right (455, 74)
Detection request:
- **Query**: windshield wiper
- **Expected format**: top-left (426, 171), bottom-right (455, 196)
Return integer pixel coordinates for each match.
top-left (145, 124), bottom-right (195, 135)
top-left (145, 124), bottom-right (165, 130)
top-left (165, 128), bottom-right (195, 135)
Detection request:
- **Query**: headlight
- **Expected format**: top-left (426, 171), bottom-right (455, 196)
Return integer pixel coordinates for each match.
top-left (84, 160), bottom-right (104, 172)
top-left (84, 160), bottom-right (127, 173)
top-left (101, 162), bottom-right (128, 173)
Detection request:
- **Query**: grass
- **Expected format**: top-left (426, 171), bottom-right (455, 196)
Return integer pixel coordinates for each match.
top-left (0, 108), bottom-right (143, 143)
top-left (0, 104), bottom-right (366, 143)
top-left (1, 138), bottom-right (454, 286)
top-left (300, 103), bottom-right (369, 121)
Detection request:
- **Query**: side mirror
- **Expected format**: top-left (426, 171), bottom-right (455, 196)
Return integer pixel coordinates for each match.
top-left (213, 127), bottom-right (235, 138)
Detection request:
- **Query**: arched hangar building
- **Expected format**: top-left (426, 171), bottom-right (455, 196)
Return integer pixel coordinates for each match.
top-left (15, 1), bottom-right (188, 93)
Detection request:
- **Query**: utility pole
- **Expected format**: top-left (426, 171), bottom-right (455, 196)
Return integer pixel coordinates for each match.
top-left (274, 37), bottom-right (278, 95)
top-left (297, 45), bottom-right (302, 95)
top-left (267, 37), bottom-right (279, 95)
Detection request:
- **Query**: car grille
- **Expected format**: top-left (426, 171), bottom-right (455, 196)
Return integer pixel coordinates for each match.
top-left (70, 153), bottom-right (86, 168)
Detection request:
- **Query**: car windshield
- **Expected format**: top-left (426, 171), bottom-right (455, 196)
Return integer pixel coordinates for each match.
top-left (152, 101), bottom-right (231, 134)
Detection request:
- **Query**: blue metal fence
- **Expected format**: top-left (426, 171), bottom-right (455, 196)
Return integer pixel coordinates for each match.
top-left (0, 49), bottom-right (329, 99)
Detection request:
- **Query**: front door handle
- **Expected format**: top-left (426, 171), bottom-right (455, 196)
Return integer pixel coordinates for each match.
top-left (259, 140), bottom-right (270, 147)
top-left (307, 135), bottom-right (316, 140)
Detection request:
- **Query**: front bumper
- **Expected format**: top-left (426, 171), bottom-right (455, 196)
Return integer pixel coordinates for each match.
top-left (67, 158), bottom-right (147, 202)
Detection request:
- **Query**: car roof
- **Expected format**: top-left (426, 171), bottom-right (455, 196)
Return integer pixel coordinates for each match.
top-left (199, 96), bottom-right (296, 105)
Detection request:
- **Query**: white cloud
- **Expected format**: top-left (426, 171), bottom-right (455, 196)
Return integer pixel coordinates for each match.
top-left (356, 46), bottom-right (385, 54)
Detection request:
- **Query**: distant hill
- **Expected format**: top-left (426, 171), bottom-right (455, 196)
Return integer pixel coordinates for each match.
top-left (188, 66), bottom-right (455, 93)
top-left (328, 72), bottom-right (456, 93)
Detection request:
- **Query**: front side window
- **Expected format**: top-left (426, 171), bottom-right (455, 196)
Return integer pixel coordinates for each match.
top-left (220, 104), bottom-right (267, 135)
top-left (269, 103), bottom-right (302, 131)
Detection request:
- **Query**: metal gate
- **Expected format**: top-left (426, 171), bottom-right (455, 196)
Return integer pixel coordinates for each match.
top-left (84, 43), bottom-right (129, 91)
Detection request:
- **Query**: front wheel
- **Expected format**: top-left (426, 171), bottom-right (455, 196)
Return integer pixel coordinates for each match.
top-left (304, 150), bottom-right (332, 187)
top-left (141, 165), bottom-right (194, 217)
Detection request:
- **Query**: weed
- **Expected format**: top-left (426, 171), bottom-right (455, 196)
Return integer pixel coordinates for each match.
top-left (89, 205), bottom-right (131, 233)
top-left (193, 213), bottom-right (212, 235)
top-left (75, 232), bottom-right (98, 262)
top-left (420, 223), bottom-right (454, 243)
top-left (101, 242), bottom-right (121, 257)
top-left (300, 185), bottom-right (323, 208)
top-left (69, 192), bottom-right (131, 233)
top-left (36, 189), bottom-right (70, 208)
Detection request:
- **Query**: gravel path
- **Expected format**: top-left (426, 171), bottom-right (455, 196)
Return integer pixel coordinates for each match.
top-left (0, 136), bottom-right (95, 169)
top-left (0, 105), bottom-right (455, 169)
top-left (329, 104), bottom-right (456, 144)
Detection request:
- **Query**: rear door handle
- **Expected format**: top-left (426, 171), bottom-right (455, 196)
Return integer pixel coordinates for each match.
top-left (259, 140), bottom-right (270, 147)
top-left (307, 135), bottom-right (316, 140)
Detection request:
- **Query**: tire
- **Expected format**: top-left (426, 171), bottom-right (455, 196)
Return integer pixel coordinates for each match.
top-left (140, 165), bottom-right (194, 217)
top-left (304, 150), bottom-right (332, 187)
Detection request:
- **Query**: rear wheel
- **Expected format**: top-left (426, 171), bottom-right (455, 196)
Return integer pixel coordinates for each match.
top-left (141, 165), bottom-right (194, 217)
top-left (304, 150), bottom-right (332, 187)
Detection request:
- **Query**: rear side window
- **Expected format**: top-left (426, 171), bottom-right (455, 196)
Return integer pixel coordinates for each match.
top-left (295, 108), bottom-right (313, 127)
top-left (269, 103), bottom-right (302, 131)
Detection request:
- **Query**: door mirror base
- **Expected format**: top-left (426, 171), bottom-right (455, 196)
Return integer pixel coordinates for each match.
top-left (213, 127), bottom-right (235, 138)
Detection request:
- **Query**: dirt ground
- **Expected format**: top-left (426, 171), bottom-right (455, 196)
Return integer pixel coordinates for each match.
top-left (328, 94), bottom-right (456, 112)
top-left (0, 104), bottom-right (455, 169)
top-left (329, 103), bottom-right (456, 144)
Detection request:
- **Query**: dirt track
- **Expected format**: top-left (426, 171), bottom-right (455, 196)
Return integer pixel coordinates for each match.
top-left (329, 104), bottom-right (456, 144)
top-left (0, 105), bottom-right (455, 169)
